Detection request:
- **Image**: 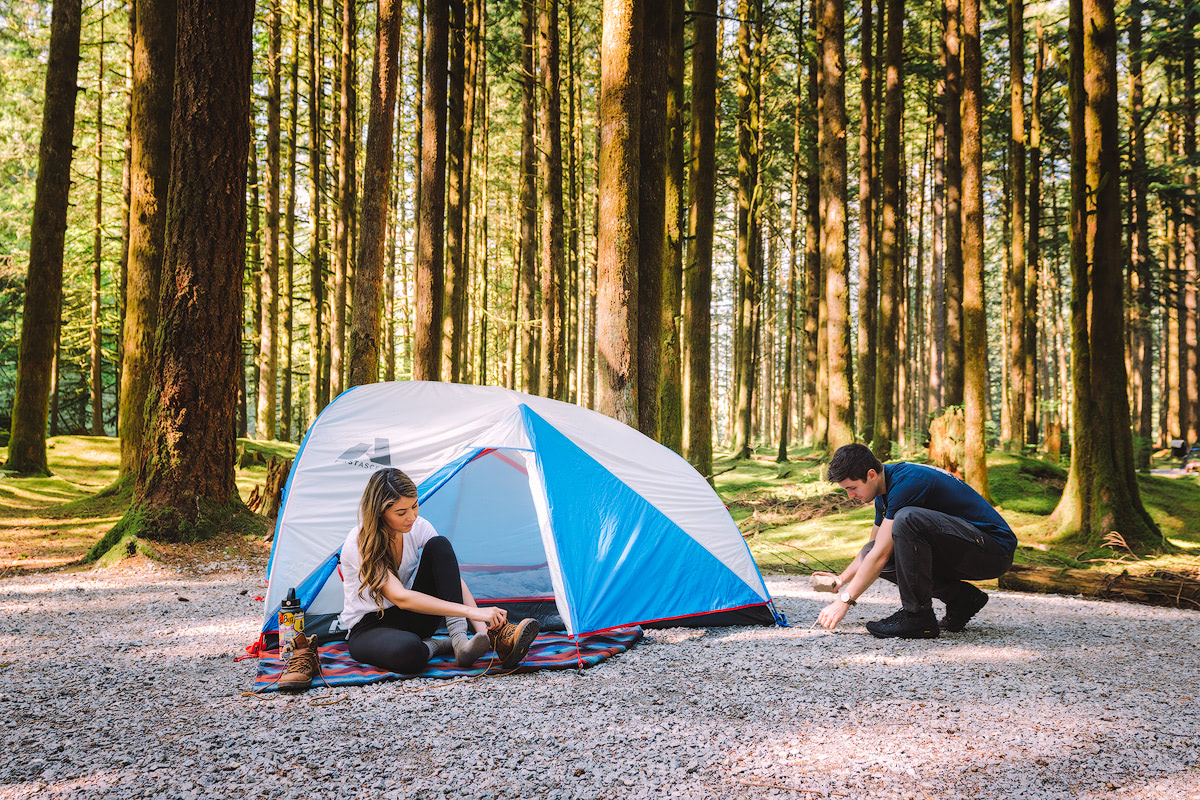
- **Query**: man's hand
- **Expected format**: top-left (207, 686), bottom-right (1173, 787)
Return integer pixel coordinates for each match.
top-left (817, 599), bottom-right (850, 630)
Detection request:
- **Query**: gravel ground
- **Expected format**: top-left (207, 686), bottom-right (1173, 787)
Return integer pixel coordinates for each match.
top-left (1, 557), bottom-right (1198, 800)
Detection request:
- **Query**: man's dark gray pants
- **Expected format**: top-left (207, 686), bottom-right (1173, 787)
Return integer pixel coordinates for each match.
top-left (859, 507), bottom-right (1013, 613)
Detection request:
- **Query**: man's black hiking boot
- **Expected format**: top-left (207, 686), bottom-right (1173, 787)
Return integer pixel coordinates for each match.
top-left (940, 584), bottom-right (989, 632)
top-left (865, 608), bottom-right (939, 639)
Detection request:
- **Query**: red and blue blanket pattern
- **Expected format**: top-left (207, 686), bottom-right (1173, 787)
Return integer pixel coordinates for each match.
top-left (253, 627), bottom-right (643, 692)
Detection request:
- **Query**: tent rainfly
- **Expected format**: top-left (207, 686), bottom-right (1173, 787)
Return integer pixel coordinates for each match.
top-left (259, 381), bottom-right (779, 647)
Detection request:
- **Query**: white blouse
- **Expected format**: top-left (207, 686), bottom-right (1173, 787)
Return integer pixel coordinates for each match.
top-left (339, 516), bottom-right (439, 632)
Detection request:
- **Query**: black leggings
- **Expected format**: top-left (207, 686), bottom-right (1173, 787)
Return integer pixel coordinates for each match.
top-left (347, 536), bottom-right (466, 673)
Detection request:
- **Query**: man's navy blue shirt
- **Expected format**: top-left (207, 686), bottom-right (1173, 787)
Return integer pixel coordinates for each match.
top-left (873, 462), bottom-right (1017, 552)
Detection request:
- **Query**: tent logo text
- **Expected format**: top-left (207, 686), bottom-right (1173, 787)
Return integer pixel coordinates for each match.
top-left (336, 438), bottom-right (392, 469)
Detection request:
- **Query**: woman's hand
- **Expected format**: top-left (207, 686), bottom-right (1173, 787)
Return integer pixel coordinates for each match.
top-left (473, 606), bottom-right (508, 628)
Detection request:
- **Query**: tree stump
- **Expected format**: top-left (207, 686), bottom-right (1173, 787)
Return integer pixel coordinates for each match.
top-left (928, 407), bottom-right (965, 476)
top-left (262, 456), bottom-right (293, 520)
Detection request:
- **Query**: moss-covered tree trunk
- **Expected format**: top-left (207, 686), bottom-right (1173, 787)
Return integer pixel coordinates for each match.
top-left (1052, 0), bottom-right (1162, 549)
top-left (518, 0), bottom-right (538, 393)
top-left (5, 0), bottom-right (81, 477)
top-left (941, 0), bottom-right (964, 407)
top-left (414, 0), bottom-right (448, 381)
top-left (542, 0), bottom-right (567, 400)
top-left (127, 0), bottom-right (254, 542)
top-left (120, 0), bottom-right (176, 482)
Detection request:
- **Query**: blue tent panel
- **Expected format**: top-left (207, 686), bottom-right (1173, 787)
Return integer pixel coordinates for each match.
top-left (521, 406), bottom-right (769, 634)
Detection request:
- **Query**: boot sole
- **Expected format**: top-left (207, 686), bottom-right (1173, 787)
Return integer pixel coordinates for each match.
top-left (499, 619), bottom-right (541, 670)
top-left (865, 626), bottom-right (939, 640)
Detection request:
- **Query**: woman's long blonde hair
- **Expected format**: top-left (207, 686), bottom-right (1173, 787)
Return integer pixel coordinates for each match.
top-left (356, 467), bottom-right (419, 614)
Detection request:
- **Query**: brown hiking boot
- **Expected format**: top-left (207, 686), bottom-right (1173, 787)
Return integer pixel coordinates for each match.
top-left (277, 633), bottom-right (320, 691)
top-left (488, 618), bottom-right (540, 670)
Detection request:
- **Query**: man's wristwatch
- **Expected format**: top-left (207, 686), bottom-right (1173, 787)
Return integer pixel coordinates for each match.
top-left (838, 590), bottom-right (856, 606)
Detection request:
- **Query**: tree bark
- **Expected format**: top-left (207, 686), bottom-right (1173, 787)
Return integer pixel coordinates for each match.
top-left (414, 0), bottom-right (448, 381)
top-left (541, 0), bottom-right (567, 400)
top-left (778, 15), bottom-right (805, 463)
top-left (659, 0), bottom-right (685, 453)
top-left (856, 0), bottom-right (876, 446)
top-left (257, 0), bottom-right (282, 440)
top-left (872, 0), bottom-right (903, 461)
top-left (282, 1), bottom-right (299, 440)
top-left (5, 0), bottom-right (82, 476)
top-left (1026, 21), bottom-right (1044, 449)
top-left (818, 0), bottom-right (854, 451)
top-left (442, 0), bottom-right (467, 382)
top-left (348, 0), bottom-right (401, 389)
top-left (732, 0), bottom-right (760, 458)
top-left (90, 11), bottom-right (106, 437)
top-left (596, 0), bottom-right (641, 426)
top-left (518, 0), bottom-right (538, 393)
top-left (1126, 2), bottom-right (1151, 469)
top-left (129, 0), bottom-right (253, 540)
top-left (685, 0), bottom-right (716, 477)
top-left (1005, 0), bottom-right (1026, 451)
top-left (961, 0), bottom-right (989, 499)
top-left (1052, 0), bottom-right (1162, 548)
top-left (942, 0), bottom-right (964, 407)
top-left (307, 0), bottom-right (327, 422)
top-left (637, 0), bottom-right (668, 436)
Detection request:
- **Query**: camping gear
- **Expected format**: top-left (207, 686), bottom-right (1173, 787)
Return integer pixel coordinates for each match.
top-left (488, 617), bottom-right (541, 670)
top-left (252, 627), bottom-right (645, 692)
top-left (278, 587), bottom-right (304, 660)
top-left (258, 381), bottom-right (778, 650)
top-left (277, 632), bottom-right (320, 691)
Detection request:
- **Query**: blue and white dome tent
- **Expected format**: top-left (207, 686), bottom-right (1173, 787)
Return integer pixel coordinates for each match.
top-left (258, 381), bottom-right (779, 649)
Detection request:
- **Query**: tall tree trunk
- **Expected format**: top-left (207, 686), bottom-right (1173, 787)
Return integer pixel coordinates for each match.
top-left (1005, 0), bottom-right (1026, 450)
top-left (442, 0), bottom-right (467, 382)
top-left (1127, 2), bottom-right (1151, 468)
top-left (126, 0), bottom-right (253, 540)
top-left (1053, 0), bottom-right (1161, 547)
top-left (942, 0), bottom-right (964, 406)
top-left (856, 0), bottom-right (876, 445)
top-left (930, 48), bottom-right (945, 416)
top-left (1027, 21), bottom-right (1043, 449)
top-left (637, 0), bottom-right (668, 436)
top-left (732, 0), bottom-right (760, 458)
top-left (596, 0), bottom-right (641, 426)
top-left (818, 0), bottom-right (854, 451)
top-left (348, 0), bottom-right (402, 388)
top-left (872, 0), bottom-right (902, 460)
top-left (803, 17), bottom-right (821, 446)
top-left (118, 5), bottom-right (134, 399)
top-left (1185, 13), bottom-right (1200, 447)
top-left (542, 0), bottom-right (567, 400)
top-left (659, 0), bottom-right (685, 452)
top-left (5, 0), bottom-right (82, 476)
top-left (778, 16), bottom-right (804, 463)
top-left (90, 11), bottom-right (106, 437)
top-left (282, 1), bottom-right (299, 440)
top-left (331, 0), bottom-right (357, 395)
top-left (414, 0), bottom-right (448, 380)
top-left (307, 0), bottom-right (326, 423)
top-left (258, 0), bottom-right (283, 440)
top-left (685, 0), bottom-right (716, 477)
top-left (518, 0), bottom-right (538, 393)
top-left (961, 0), bottom-right (989, 498)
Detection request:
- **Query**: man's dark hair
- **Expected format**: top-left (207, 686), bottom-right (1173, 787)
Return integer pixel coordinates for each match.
top-left (826, 443), bottom-right (884, 483)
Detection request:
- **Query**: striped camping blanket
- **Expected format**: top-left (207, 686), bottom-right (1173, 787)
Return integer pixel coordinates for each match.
top-left (253, 627), bottom-right (642, 692)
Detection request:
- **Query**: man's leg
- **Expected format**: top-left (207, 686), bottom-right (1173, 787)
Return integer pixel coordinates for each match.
top-left (890, 507), bottom-right (1012, 614)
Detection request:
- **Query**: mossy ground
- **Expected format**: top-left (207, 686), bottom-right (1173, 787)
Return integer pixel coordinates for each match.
top-left (3, 435), bottom-right (1198, 581)
top-left (0, 435), bottom-right (293, 574)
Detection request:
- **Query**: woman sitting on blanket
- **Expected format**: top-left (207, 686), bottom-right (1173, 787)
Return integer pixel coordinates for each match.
top-left (279, 468), bottom-right (539, 690)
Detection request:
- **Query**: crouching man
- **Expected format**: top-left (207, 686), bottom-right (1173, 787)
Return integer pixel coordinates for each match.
top-left (815, 443), bottom-right (1016, 639)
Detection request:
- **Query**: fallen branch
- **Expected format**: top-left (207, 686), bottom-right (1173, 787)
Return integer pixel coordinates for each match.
top-left (998, 563), bottom-right (1200, 610)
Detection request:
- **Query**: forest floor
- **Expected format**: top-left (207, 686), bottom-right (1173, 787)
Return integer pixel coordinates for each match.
top-left (1, 437), bottom-right (1199, 799)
